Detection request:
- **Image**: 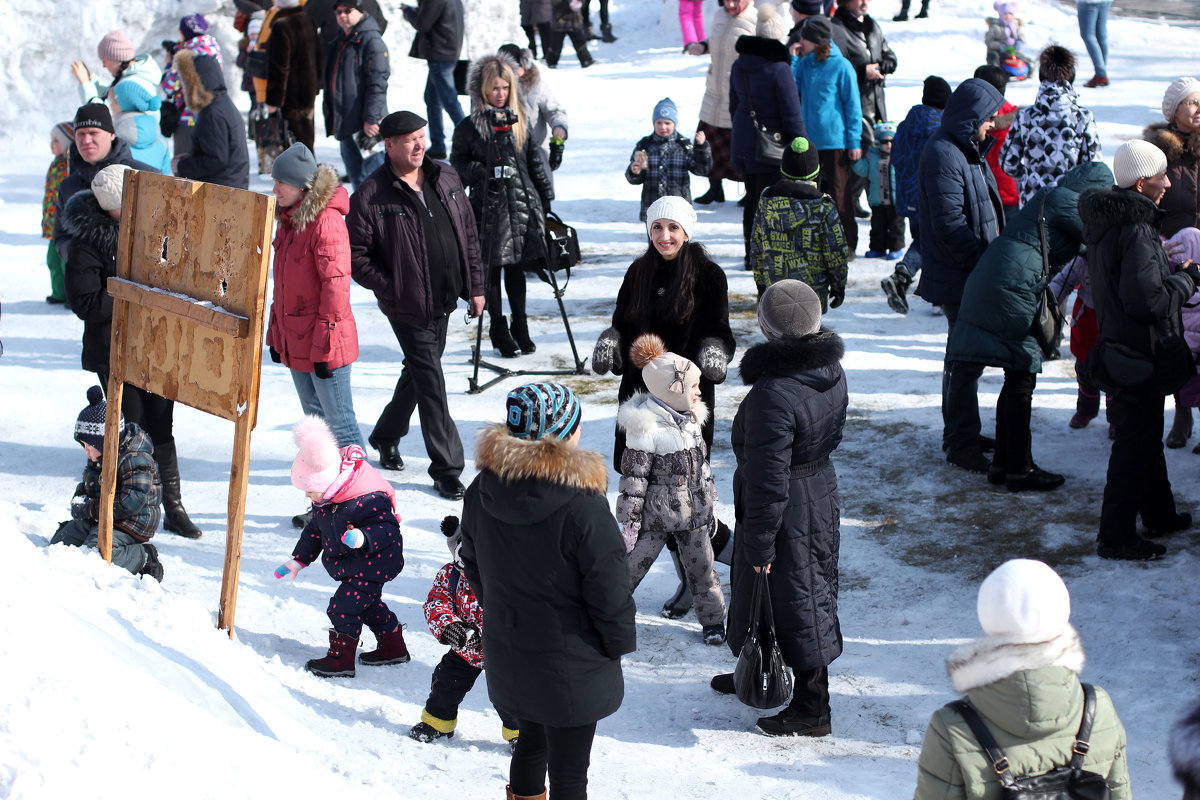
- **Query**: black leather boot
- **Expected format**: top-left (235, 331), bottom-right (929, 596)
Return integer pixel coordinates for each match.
top-left (509, 314), bottom-right (536, 354)
top-left (600, 23), bottom-right (617, 42)
top-left (155, 442), bottom-right (202, 539)
top-left (490, 317), bottom-right (520, 358)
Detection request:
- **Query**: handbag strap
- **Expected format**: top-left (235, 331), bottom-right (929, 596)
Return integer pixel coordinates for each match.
top-left (1037, 193), bottom-right (1051, 283)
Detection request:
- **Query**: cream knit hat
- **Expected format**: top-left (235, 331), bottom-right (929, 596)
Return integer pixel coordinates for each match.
top-left (91, 164), bottom-right (131, 212)
top-left (1113, 140), bottom-right (1167, 189)
top-left (645, 196), bottom-right (696, 240)
top-left (1162, 76), bottom-right (1200, 122)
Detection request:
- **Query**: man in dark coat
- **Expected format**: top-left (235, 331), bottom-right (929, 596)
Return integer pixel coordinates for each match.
top-left (1080, 140), bottom-right (1200, 561)
top-left (917, 77), bottom-right (1005, 473)
top-left (267, 0), bottom-right (324, 152)
top-left (173, 51), bottom-right (251, 189)
top-left (402, 0), bottom-right (466, 160)
top-left (324, 1), bottom-right (389, 188)
top-left (347, 111), bottom-right (485, 500)
top-left (305, 0), bottom-right (388, 47)
top-left (460, 383), bottom-right (636, 798)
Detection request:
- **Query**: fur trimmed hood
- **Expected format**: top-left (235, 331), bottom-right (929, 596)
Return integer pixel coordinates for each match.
top-left (279, 164), bottom-right (347, 232)
top-left (739, 329), bottom-right (845, 385)
top-left (474, 423), bottom-right (607, 493)
top-left (174, 49), bottom-right (224, 113)
top-left (616, 391), bottom-right (709, 446)
top-left (1078, 185), bottom-right (1163, 229)
top-left (1144, 121), bottom-right (1200, 165)
top-left (946, 629), bottom-right (1085, 693)
top-left (60, 190), bottom-right (119, 256)
top-left (467, 54), bottom-right (525, 139)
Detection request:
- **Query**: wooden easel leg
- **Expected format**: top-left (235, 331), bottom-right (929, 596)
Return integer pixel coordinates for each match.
top-left (218, 413), bottom-right (254, 636)
top-left (99, 316), bottom-right (129, 564)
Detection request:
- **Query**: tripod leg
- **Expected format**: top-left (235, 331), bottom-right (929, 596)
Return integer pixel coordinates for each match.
top-left (547, 270), bottom-right (586, 372)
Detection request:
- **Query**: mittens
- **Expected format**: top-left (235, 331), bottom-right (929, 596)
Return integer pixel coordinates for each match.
top-left (313, 362), bottom-right (333, 380)
top-left (70, 494), bottom-right (92, 521)
top-left (829, 286), bottom-right (845, 309)
top-left (591, 327), bottom-right (623, 375)
top-left (341, 526), bottom-right (365, 549)
top-left (274, 559), bottom-right (304, 580)
top-left (269, 346), bottom-right (281, 363)
top-left (441, 621), bottom-right (479, 650)
top-left (697, 338), bottom-right (728, 382)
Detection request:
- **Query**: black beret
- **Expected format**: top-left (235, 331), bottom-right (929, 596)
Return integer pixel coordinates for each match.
top-left (379, 110), bottom-right (427, 138)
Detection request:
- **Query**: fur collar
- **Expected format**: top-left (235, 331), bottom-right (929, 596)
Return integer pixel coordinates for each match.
top-left (474, 424), bottom-right (608, 493)
top-left (174, 50), bottom-right (213, 112)
top-left (1144, 121), bottom-right (1200, 164)
top-left (734, 35), bottom-right (791, 63)
top-left (616, 392), bottom-right (709, 437)
top-left (60, 191), bottom-right (119, 256)
top-left (466, 54), bottom-right (526, 143)
top-left (1078, 186), bottom-right (1162, 228)
top-left (280, 164), bottom-right (340, 231)
top-left (739, 330), bottom-right (844, 384)
top-left (946, 629), bottom-right (1085, 693)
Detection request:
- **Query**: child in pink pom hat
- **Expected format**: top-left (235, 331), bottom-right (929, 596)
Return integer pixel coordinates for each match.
top-left (275, 415), bottom-right (409, 678)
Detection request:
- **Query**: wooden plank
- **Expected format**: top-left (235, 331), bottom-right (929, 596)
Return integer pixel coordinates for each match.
top-left (107, 278), bottom-right (249, 337)
top-left (218, 414), bottom-right (255, 635)
top-left (97, 319), bottom-right (129, 564)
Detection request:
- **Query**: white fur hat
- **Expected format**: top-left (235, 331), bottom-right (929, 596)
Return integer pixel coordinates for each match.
top-left (291, 415), bottom-right (342, 494)
top-left (976, 559), bottom-right (1071, 641)
top-left (645, 195), bottom-right (696, 241)
top-left (1162, 76), bottom-right (1200, 122)
top-left (92, 164), bottom-right (131, 212)
top-left (1113, 140), bottom-right (1168, 189)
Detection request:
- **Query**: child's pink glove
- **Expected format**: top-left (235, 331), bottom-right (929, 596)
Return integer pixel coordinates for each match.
top-left (621, 520), bottom-right (639, 554)
top-left (274, 559), bottom-right (304, 580)
top-left (341, 526), bottom-right (365, 549)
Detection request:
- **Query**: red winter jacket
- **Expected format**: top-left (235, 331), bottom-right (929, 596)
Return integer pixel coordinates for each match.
top-left (267, 164), bottom-right (359, 372)
top-left (986, 99), bottom-right (1019, 208)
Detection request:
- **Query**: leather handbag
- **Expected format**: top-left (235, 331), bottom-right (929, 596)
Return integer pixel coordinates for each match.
top-left (734, 570), bottom-right (792, 709)
top-left (744, 78), bottom-right (785, 165)
top-left (1031, 195), bottom-right (1066, 360)
top-left (947, 683), bottom-right (1111, 799)
top-left (544, 211), bottom-right (581, 273)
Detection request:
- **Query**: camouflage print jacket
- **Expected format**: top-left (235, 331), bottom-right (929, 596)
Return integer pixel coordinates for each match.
top-left (749, 179), bottom-right (849, 309)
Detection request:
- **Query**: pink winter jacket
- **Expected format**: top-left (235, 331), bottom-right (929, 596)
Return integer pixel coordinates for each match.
top-left (267, 163), bottom-right (359, 372)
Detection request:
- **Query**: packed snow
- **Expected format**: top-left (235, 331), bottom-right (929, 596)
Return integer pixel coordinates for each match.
top-left (1, 0), bottom-right (1197, 798)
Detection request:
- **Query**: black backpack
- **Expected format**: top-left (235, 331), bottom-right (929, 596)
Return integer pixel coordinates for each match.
top-left (947, 683), bottom-right (1112, 799)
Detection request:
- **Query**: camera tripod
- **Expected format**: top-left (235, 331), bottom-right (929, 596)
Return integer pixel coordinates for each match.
top-left (467, 113), bottom-right (587, 394)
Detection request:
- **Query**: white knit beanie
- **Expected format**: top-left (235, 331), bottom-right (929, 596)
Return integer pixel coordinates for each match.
top-left (1113, 140), bottom-right (1168, 189)
top-left (976, 559), bottom-right (1072, 642)
top-left (92, 164), bottom-right (132, 212)
top-left (756, 3), bottom-right (789, 43)
top-left (1162, 76), bottom-right (1200, 122)
top-left (645, 195), bottom-right (696, 241)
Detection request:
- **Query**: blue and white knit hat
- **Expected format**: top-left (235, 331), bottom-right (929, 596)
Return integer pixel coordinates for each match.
top-left (75, 385), bottom-right (124, 451)
top-left (505, 382), bottom-right (581, 440)
top-left (652, 97), bottom-right (678, 126)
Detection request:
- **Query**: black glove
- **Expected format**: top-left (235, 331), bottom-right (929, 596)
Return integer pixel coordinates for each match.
top-left (440, 621), bottom-right (479, 650)
top-left (829, 286), bottom-right (845, 309)
top-left (1180, 262), bottom-right (1200, 290)
top-left (591, 327), bottom-right (623, 375)
top-left (313, 361), bottom-right (333, 380)
top-left (697, 338), bottom-right (728, 382)
top-left (269, 346), bottom-right (281, 363)
top-left (70, 493), bottom-right (92, 521)
top-left (548, 136), bottom-right (565, 171)
top-left (440, 515), bottom-right (460, 537)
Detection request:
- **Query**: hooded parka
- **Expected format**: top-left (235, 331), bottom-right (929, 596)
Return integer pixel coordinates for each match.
top-left (727, 331), bottom-right (847, 672)
top-left (175, 50), bottom-right (251, 189)
top-left (999, 81), bottom-right (1102, 207)
top-left (459, 425), bottom-right (637, 728)
top-left (323, 14), bottom-right (389, 140)
top-left (266, 164), bottom-right (359, 373)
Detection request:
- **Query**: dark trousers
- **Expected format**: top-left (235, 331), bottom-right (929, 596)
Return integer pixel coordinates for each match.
top-left (283, 107), bottom-right (316, 154)
top-left (327, 577), bottom-right (398, 639)
top-left (994, 370), bottom-right (1036, 475)
top-left (742, 170), bottom-right (778, 266)
top-left (424, 650), bottom-right (519, 728)
top-left (789, 666), bottom-right (831, 719)
top-left (373, 314), bottom-right (465, 479)
top-left (543, 28), bottom-right (589, 67)
top-left (868, 204), bottom-right (906, 253)
top-left (818, 149), bottom-right (857, 253)
top-left (510, 719), bottom-right (597, 800)
top-left (582, 0), bottom-right (609, 27)
top-left (487, 262), bottom-right (528, 325)
top-left (96, 371), bottom-right (175, 447)
top-left (1099, 391), bottom-right (1179, 546)
top-left (941, 304), bottom-right (985, 452)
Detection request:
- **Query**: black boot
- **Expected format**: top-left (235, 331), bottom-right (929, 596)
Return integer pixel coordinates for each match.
top-left (509, 314), bottom-right (536, 354)
top-left (880, 265), bottom-right (912, 315)
top-left (490, 317), bottom-right (520, 358)
top-left (575, 43), bottom-right (595, 68)
top-left (915, 0), bottom-right (929, 17)
top-left (583, 23), bottom-right (598, 40)
top-left (694, 179), bottom-right (725, 205)
top-left (1166, 404), bottom-right (1192, 448)
top-left (600, 23), bottom-right (617, 42)
top-left (155, 442), bottom-right (202, 539)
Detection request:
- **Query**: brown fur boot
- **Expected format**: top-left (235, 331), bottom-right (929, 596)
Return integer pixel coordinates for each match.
top-left (306, 628), bottom-right (358, 677)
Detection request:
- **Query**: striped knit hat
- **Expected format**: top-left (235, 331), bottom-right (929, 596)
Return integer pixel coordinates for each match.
top-left (505, 382), bottom-right (581, 440)
top-left (75, 385), bottom-right (124, 451)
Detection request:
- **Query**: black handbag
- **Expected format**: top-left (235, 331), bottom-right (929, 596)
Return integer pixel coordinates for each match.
top-left (734, 570), bottom-right (793, 709)
top-left (744, 78), bottom-right (785, 165)
top-left (544, 211), bottom-right (581, 273)
top-left (948, 683), bottom-right (1111, 800)
top-left (1082, 339), bottom-right (1153, 394)
top-left (1031, 195), bottom-right (1066, 360)
top-left (454, 59), bottom-right (471, 95)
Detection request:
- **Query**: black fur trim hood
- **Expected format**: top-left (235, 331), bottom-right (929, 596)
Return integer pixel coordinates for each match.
top-left (60, 190), bottom-right (119, 256)
top-left (739, 329), bottom-right (845, 385)
top-left (734, 35), bottom-right (791, 63)
top-left (1078, 185), bottom-right (1163, 229)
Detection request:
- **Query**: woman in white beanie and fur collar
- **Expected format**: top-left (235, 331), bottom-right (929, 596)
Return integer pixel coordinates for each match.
top-left (914, 559), bottom-right (1130, 798)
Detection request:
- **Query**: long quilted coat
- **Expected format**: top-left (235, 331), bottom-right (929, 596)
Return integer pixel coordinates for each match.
top-left (697, 2), bottom-right (756, 130)
top-left (728, 330), bottom-right (847, 672)
top-left (266, 163), bottom-right (359, 373)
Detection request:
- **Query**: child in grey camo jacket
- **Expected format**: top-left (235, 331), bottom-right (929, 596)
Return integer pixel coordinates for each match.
top-left (616, 332), bottom-right (727, 645)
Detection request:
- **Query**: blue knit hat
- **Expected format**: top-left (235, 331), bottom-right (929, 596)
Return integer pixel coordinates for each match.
top-left (505, 382), bottom-right (581, 440)
top-left (652, 98), bottom-right (678, 126)
top-left (75, 385), bottom-right (124, 451)
top-left (112, 80), bottom-right (162, 113)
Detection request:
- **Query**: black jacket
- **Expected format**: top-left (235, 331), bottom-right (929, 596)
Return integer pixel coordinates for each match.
top-left (728, 331), bottom-right (847, 672)
top-left (831, 8), bottom-right (897, 129)
top-left (306, 0), bottom-right (388, 48)
top-left (348, 157), bottom-right (484, 330)
top-left (402, 0), bottom-right (464, 62)
top-left (460, 425), bottom-right (636, 728)
top-left (53, 137), bottom-right (154, 263)
top-left (62, 191), bottom-right (119, 374)
top-left (1080, 185), bottom-right (1197, 392)
top-left (728, 36), bottom-right (806, 176)
top-left (916, 78), bottom-right (1005, 308)
top-left (175, 51), bottom-right (251, 189)
top-left (323, 14), bottom-right (390, 140)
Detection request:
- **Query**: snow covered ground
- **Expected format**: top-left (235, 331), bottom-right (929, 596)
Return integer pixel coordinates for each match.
top-left (1, 0), bottom-right (1197, 797)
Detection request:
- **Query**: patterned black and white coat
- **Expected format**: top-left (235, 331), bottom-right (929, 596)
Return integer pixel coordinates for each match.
top-left (999, 80), bottom-right (1102, 206)
top-left (615, 392), bottom-right (716, 537)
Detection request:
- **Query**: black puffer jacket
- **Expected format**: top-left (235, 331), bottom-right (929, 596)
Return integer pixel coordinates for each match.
top-left (62, 190), bottom-right (119, 374)
top-left (53, 137), bottom-right (154, 263)
top-left (402, 0), bottom-right (464, 62)
top-left (1080, 185), bottom-right (1197, 391)
top-left (175, 51), bottom-right (251, 189)
top-left (451, 57), bottom-right (553, 268)
top-left (831, 8), bottom-right (897, 129)
top-left (728, 331), bottom-right (847, 672)
top-left (323, 14), bottom-right (389, 140)
top-left (460, 425), bottom-right (637, 728)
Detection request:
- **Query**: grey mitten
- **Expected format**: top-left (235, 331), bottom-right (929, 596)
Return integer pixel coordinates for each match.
top-left (697, 337), bottom-right (729, 382)
top-left (591, 327), bottom-right (623, 375)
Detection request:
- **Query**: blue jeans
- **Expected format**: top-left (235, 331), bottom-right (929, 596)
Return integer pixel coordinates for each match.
top-left (290, 364), bottom-right (366, 450)
top-left (340, 138), bottom-right (364, 191)
top-left (425, 60), bottom-right (465, 156)
top-left (1077, 2), bottom-right (1109, 78)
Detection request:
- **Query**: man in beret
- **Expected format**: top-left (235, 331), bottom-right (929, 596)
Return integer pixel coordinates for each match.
top-left (347, 110), bottom-right (485, 500)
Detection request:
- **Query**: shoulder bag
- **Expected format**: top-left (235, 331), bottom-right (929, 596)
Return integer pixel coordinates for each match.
top-left (947, 683), bottom-right (1111, 799)
top-left (1031, 195), bottom-right (1066, 360)
top-left (744, 78), bottom-right (785, 166)
top-left (734, 569), bottom-right (793, 709)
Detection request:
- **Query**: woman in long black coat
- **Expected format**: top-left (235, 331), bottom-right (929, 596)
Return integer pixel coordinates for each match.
top-left (452, 53), bottom-right (553, 358)
top-left (717, 279), bottom-right (847, 738)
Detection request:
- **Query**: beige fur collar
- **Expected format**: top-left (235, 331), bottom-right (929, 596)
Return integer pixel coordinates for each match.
top-left (174, 50), bottom-right (213, 113)
top-left (1144, 121), bottom-right (1200, 163)
top-left (283, 164), bottom-right (340, 232)
top-left (475, 424), bottom-right (607, 493)
top-left (946, 628), bottom-right (1085, 693)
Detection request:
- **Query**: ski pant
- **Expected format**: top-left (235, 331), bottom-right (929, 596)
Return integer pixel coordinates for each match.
top-left (326, 577), bottom-right (398, 639)
top-left (51, 518), bottom-right (148, 575)
top-left (424, 650), bottom-right (518, 729)
top-left (628, 525), bottom-right (725, 627)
